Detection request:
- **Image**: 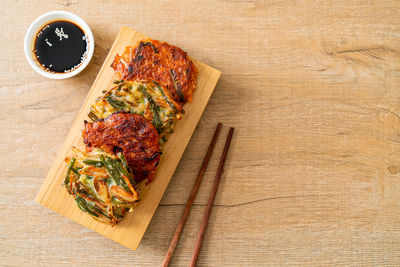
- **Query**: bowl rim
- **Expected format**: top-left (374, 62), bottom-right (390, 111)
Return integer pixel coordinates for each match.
top-left (24, 10), bottom-right (95, 79)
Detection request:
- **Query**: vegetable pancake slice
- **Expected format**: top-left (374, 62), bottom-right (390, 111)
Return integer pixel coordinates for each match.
top-left (89, 81), bottom-right (183, 143)
top-left (64, 147), bottom-right (140, 225)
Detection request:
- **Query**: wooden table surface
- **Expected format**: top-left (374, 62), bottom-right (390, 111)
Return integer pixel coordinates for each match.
top-left (2, 1), bottom-right (400, 266)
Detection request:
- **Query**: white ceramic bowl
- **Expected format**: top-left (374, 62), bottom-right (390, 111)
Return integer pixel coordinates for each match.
top-left (24, 11), bottom-right (94, 79)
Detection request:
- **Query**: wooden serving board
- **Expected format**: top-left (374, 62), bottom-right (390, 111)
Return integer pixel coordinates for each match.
top-left (35, 26), bottom-right (221, 251)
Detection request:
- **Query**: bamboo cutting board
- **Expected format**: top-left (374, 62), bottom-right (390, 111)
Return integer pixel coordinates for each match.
top-left (35, 26), bottom-right (221, 250)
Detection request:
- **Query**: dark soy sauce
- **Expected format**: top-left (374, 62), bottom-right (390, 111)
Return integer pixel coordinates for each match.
top-left (33, 20), bottom-right (88, 73)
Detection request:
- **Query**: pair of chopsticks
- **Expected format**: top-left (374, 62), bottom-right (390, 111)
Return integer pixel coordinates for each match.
top-left (162, 123), bottom-right (234, 267)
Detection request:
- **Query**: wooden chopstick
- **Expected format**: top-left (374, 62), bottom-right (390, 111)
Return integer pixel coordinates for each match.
top-left (189, 127), bottom-right (234, 267)
top-left (161, 123), bottom-right (222, 267)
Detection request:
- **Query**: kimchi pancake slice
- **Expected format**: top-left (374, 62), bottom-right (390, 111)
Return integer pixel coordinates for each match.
top-left (111, 39), bottom-right (198, 104)
top-left (83, 112), bottom-right (161, 182)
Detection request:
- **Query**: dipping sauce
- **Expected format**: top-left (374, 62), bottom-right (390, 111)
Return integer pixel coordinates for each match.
top-left (33, 20), bottom-right (88, 73)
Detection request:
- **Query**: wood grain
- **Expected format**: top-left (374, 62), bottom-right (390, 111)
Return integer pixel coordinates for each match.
top-left (2, 0), bottom-right (400, 266)
top-left (34, 26), bottom-right (221, 251)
